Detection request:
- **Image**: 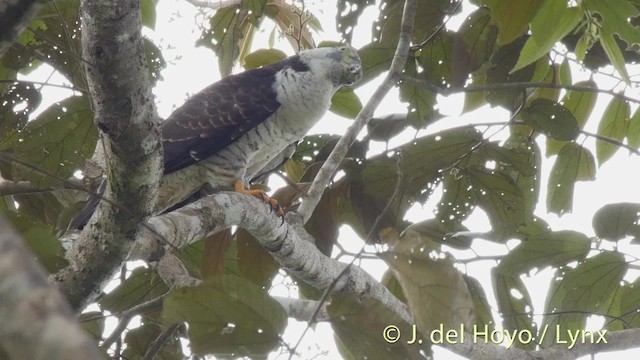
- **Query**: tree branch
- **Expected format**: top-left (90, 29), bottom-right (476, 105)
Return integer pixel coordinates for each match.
top-left (0, 214), bottom-right (102, 360)
top-left (131, 191), bottom-right (414, 323)
top-left (296, 0), bottom-right (417, 222)
top-left (184, 0), bottom-right (240, 9)
top-left (402, 76), bottom-right (640, 105)
top-left (52, 0), bottom-right (163, 310)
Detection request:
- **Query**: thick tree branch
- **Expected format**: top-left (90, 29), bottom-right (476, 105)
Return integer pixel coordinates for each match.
top-left (0, 0), bottom-right (46, 57)
top-left (296, 0), bottom-right (416, 222)
top-left (130, 192), bottom-right (413, 323)
top-left (52, 0), bottom-right (162, 309)
top-left (0, 215), bottom-right (102, 360)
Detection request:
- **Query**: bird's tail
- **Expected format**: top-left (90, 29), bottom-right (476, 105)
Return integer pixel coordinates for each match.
top-left (68, 179), bottom-right (106, 230)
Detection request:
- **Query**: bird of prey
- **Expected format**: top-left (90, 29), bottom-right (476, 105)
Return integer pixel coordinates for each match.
top-left (71, 45), bottom-right (362, 228)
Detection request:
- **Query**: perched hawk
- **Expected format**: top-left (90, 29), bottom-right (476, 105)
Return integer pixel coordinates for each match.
top-left (72, 45), bottom-right (362, 228)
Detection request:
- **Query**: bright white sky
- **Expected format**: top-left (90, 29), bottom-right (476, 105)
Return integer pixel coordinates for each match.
top-left (18, 0), bottom-right (640, 359)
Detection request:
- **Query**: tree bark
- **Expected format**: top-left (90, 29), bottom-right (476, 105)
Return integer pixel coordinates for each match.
top-left (52, 0), bottom-right (162, 309)
top-left (0, 215), bottom-right (102, 360)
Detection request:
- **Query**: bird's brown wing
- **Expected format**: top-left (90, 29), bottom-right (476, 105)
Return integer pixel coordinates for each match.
top-left (161, 56), bottom-right (308, 175)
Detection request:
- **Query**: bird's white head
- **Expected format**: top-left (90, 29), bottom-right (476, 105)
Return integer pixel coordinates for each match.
top-left (299, 45), bottom-right (362, 88)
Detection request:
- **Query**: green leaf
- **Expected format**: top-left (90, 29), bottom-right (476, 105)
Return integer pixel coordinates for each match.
top-left (401, 219), bottom-right (474, 250)
top-left (242, 48), bottom-right (287, 69)
top-left (197, 6), bottom-right (252, 76)
top-left (11, 96), bottom-right (96, 187)
top-left (163, 275), bottom-right (286, 357)
top-left (380, 252), bottom-right (476, 335)
top-left (628, 107), bottom-right (640, 149)
top-left (491, 269), bottom-right (536, 350)
top-left (79, 312), bottom-right (105, 341)
top-left (143, 37), bottom-right (166, 84)
top-left (481, 0), bottom-right (542, 45)
top-left (2, 212), bottom-right (67, 273)
top-left (329, 294), bottom-right (425, 360)
top-left (596, 97), bottom-right (629, 165)
top-left (140, 0), bottom-right (156, 29)
top-left (521, 99), bottom-right (580, 141)
top-left (330, 88), bottom-right (363, 119)
top-left (619, 279), bottom-right (640, 328)
top-left (366, 114), bottom-right (409, 142)
top-left (592, 202), bottom-right (640, 242)
top-left (583, 0), bottom-right (640, 51)
top-left (540, 252), bottom-right (626, 348)
top-left (458, 8), bottom-right (497, 74)
top-left (436, 173), bottom-right (477, 225)
top-left (464, 275), bottom-right (495, 332)
top-left (512, 2), bottom-right (582, 72)
top-left (100, 267), bottom-right (168, 313)
top-left (466, 167), bottom-right (525, 236)
top-left (399, 59), bottom-right (439, 128)
top-left (357, 43), bottom-right (395, 86)
top-left (417, 30), bottom-right (457, 87)
top-left (497, 230), bottom-right (591, 275)
top-left (362, 128), bottom-right (482, 202)
top-left (599, 26), bottom-right (631, 83)
top-left (547, 142), bottom-right (596, 215)
top-left (123, 322), bottom-right (182, 360)
top-left (547, 80), bottom-right (598, 156)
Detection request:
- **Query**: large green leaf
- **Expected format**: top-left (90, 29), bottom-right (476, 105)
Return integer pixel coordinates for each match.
top-left (598, 26), bottom-right (631, 83)
top-left (380, 252), bottom-right (476, 337)
top-left (547, 142), bottom-right (596, 215)
top-left (592, 202), bottom-right (640, 243)
top-left (197, 5), bottom-right (253, 76)
top-left (356, 43), bottom-right (395, 86)
top-left (457, 8), bottom-right (496, 75)
top-left (481, 0), bottom-right (542, 45)
top-left (465, 167), bottom-right (525, 236)
top-left (521, 99), bottom-right (580, 141)
top-left (163, 275), bottom-right (286, 357)
top-left (540, 252), bottom-right (626, 348)
top-left (491, 269), bottom-right (536, 350)
top-left (628, 107), bottom-right (640, 149)
top-left (329, 294), bottom-right (425, 360)
top-left (619, 279), bottom-right (640, 328)
top-left (583, 0), bottom-right (640, 63)
top-left (100, 267), bottom-right (168, 314)
top-left (373, 0), bottom-right (455, 46)
top-left (417, 30), bottom-right (459, 87)
top-left (330, 88), bottom-right (363, 119)
top-left (362, 128), bottom-right (482, 203)
top-left (11, 95), bottom-right (96, 187)
top-left (596, 97), bottom-right (629, 165)
top-left (547, 80), bottom-right (598, 156)
top-left (399, 59), bottom-right (440, 128)
top-left (497, 230), bottom-right (591, 276)
top-left (512, 1), bottom-right (582, 72)
top-left (242, 48), bottom-right (287, 69)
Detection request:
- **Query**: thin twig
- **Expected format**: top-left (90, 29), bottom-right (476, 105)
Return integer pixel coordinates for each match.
top-left (296, 0), bottom-right (418, 223)
top-left (288, 151), bottom-right (406, 359)
top-left (100, 296), bottom-right (164, 350)
top-left (0, 79), bottom-right (85, 93)
top-left (403, 76), bottom-right (640, 104)
top-left (142, 323), bottom-right (180, 360)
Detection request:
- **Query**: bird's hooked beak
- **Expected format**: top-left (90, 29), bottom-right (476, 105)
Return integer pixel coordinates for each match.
top-left (338, 45), bottom-right (363, 86)
top-left (345, 62), bottom-right (362, 86)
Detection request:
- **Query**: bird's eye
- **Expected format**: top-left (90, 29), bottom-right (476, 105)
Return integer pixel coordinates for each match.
top-left (339, 46), bottom-right (346, 52)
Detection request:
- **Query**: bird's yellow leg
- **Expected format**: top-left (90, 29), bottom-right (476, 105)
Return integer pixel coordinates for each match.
top-left (233, 180), bottom-right (284, 216)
